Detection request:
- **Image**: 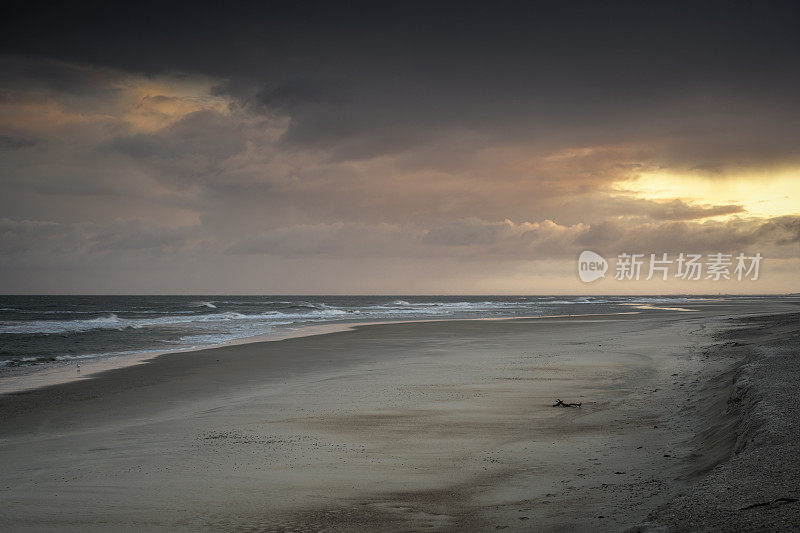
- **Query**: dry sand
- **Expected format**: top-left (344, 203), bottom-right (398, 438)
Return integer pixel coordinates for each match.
top-left (1, 300), bottom-right (798, 531)
top-left (636, 311), bottom-right (800, 532)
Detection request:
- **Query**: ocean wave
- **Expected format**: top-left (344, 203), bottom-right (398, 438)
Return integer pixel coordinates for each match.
top-left (375, 300), bottom-right (547, 311)
top-left (14, 309), bottom-right (123, 314)
top-left (1, 297), bottom-right (632, 337)
top-left (0, 307), bottom-right (354, 335)
top-left (544, 298), bottom-right (613, 304)
top-left (0, 352), bottom-right (108, 367)
top-left (627, 297), bottom-right (692, 304)
top-left (0, 348), bottom-right (179, 368)
top-left (285, 301), bottom-right (336, 311)
top-left (3, 301), bottom-right (533, 335)
top-left (211, 300), bottom-right (338, 312)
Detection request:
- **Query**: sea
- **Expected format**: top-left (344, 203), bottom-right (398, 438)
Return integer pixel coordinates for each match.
top-left (0, 294), bottom-right (782, 372)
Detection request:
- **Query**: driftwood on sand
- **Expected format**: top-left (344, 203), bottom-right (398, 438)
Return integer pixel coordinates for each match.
top-left (553, 399), bottom-right (581, 408)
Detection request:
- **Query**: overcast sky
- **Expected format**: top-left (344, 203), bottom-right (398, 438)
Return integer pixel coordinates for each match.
top-left (0, 2), bottom-right (798, 294)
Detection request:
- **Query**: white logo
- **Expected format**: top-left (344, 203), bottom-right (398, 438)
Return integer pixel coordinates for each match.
top-left (578, 250), bottom-right (608, 283)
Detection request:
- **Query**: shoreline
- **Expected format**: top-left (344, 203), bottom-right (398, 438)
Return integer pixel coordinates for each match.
top-left (0, 311), bottom-right (645, 396)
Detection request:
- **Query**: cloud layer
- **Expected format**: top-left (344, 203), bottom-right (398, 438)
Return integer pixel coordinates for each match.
top-left (1, 3), bottom-right (798, 293)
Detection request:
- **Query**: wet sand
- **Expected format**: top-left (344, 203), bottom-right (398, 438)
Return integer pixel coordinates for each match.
top-left (0, 300), bottom-right (798, 531)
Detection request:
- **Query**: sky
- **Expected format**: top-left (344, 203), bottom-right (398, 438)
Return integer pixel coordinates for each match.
top-left (0, 1), bottom-right (798, 294)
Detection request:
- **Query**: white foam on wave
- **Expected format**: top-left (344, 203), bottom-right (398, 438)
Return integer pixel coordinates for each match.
top-left (1, 298), bottom-right (631, 338)
top-left (0, 307), bottom-right (354, 335)
top-left (628, 297), bottom-right (693, 304)
top-left (0, 297), bottom-right (648, 370)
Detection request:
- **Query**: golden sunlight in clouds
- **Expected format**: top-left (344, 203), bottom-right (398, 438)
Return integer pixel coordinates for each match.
top-left (118, 76), bottom-right (230, 133)
top-left (615, 169), bottom-right (800, 218)
top-left (0, 70), bottom-right (230, 136)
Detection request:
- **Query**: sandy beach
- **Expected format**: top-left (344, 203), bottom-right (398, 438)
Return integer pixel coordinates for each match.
top-left (4, 2), bottom-right (799, 530)
top-left (1, 300), bottom-right (798, 532)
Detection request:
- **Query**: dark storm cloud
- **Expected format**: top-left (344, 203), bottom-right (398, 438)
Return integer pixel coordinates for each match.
top-left (0, 55), bottom-right (122, 97)
top-left (254, 79), bottom-right (346, 113)
top-left (3, 2), bottom-right (799, 165)
top-left (6, 2), bottom-right (798, 80)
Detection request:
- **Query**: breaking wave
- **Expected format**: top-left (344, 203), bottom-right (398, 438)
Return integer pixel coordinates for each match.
top-left (0, 308), bottom-right (350, 335)
top-left (0, 295), bottom-right (724, 372)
